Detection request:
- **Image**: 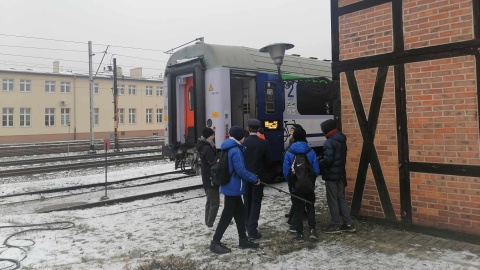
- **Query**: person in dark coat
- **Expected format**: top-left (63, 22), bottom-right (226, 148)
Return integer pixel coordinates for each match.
top-left (283, 127), bottom-right (320, 242)
top-left (209, 126), bottom-right (261, 254)
top-left (319, 119), bottom-right (355, 234)
top-left (242, 119), bottom-right (271, 239)
top-left (196, 127), bottom-right (218, 228)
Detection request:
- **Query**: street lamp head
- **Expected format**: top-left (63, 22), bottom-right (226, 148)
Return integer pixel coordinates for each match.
top-left (259, 43), bottom-right (294, 67)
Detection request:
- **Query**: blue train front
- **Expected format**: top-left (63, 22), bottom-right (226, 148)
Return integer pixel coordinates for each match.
top-left (162, 41), bottom-right (335, 180)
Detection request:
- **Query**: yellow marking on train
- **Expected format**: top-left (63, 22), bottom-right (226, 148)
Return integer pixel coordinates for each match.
top-left (163, 116), bottom-right (168, 121)
top-left (212, 112), bottom-right (219, 118)
top-left (209, 84), bottom-right (214, 91)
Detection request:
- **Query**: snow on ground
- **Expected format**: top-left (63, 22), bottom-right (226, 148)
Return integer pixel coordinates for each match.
top-left (0, 160), bottom-right (479, 270)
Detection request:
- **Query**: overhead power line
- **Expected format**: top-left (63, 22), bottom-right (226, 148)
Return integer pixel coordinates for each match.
top-left (0, 33), bottom-right (168, 52)
top-left (0, 44), bottom-right (86, 53)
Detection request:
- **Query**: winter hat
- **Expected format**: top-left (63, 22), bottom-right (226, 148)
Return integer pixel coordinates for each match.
top-left (292, 127), bottom-right (307, 142)
top-left (229, 126), bottom-right (245, 141)
top-left (201, 127), bottom-right (215, 138)
top-left (321, 119), bottom-right (336, 134)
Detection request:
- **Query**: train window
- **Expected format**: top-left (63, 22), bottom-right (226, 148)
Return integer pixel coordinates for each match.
top-left (296, 81), bottom-right (333, 115)
top-left (264, 82), bottom-right (276, 114)
top-left (188, 86), bottom-right (193, 111)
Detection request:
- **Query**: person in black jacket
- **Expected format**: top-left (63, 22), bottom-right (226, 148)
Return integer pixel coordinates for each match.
top-left (196, 127), bottom-right (219, 228)
top-left (242, 119), bottom-right (271, 239)
top-left (319, 119), bottom-right (356, 234)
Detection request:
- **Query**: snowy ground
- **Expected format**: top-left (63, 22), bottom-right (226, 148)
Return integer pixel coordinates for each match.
top-left (0, 159), bottom-right (479, 270)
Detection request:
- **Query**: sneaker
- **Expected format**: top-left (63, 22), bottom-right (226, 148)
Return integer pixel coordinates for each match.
top-left (340, 224), bottom-right (356, 233)
top-left (239, 238), bottom-right (259, 249)
top-left (248, 231), bottom-right (262, 240)
top-left (295, 234), bottom-right (304, 243)
top-left (288, 225), bottom-right (296, 233)
top-left (209, 241), bottom-right (231, 254)
top-left (308, 229), bottom-right (318, 239)
top-left (322, 225), bottom-right (341, 234)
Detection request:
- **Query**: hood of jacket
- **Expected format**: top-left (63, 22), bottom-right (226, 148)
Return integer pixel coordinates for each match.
top-left (220, 138), bottom-right (243, 151)
top-left (288, 141), bottom-right (311, 154)
top-left (330, 131), bottom-right (346, 144)
top-left (196, 137), bottom-right (215, 151)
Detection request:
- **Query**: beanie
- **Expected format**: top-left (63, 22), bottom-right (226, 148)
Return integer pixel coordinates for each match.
top-left (321, 119), bottom-right (336, 134)
top-left (229, 126), bottom-right (245, 141)
top-left (201, 127), bottom-right (215, 138)
top-left (292, 127), bottom-right (307, 142)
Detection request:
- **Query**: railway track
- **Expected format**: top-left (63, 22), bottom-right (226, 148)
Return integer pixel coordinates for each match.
top-left (0, 154), bottom-right (163, 178)
top-left (0, 149), bottom-right (160, 167)
top-left (0, 137), bottom-right (164, 157)
top-left (0, 170), bottom-right (202, 215)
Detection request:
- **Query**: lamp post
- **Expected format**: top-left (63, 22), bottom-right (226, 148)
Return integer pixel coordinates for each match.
top-left (259, 43), bottom-right (294, 80)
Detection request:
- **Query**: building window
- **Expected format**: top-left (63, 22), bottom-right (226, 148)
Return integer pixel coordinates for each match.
top-left (20, 108), bottom-right (31, 127)
top-left (128, 85), bottom-right (136, 95)
top-left (93, 83), bottom-right (99, 94)
top-left (61, 108), bottom-right (70, 126)
top-left (118, 84), bottom-right (124, 95)
top-left (20, 80), bottom-right (31, 92)
top-left (146, 108), bottom-right (153, 123)
top-left (94, 108), bottom-right (99, 125)
top-left (156, 86), bottom-right (163, 96)
top-left (45, 81), bottom-right (55, 93)
top-left (156, 108), bottom-right (163, 123)
top-left (45, 108), bottom-right (55, 126)
top-left (61, 82), bottom-right (71, 93)
top-left (2, 79), bottom-right (14, 91)
top-left (146, 86), bottom-right (153, 96)
top-left (128, 108), bottom-right (136, 124)
top-left (2, 108), bottom-right (14, 127)
top-left (118, 108), bottom-right (124, 124)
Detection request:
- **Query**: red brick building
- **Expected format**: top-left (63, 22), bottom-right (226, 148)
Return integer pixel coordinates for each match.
top-left (331, 0), bottom-right (479, 239)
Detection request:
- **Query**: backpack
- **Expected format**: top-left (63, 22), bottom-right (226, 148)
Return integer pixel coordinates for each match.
top-left (288, 148), bottom-right (315, 194)
top-left (211, 145), bottom-right (237, 186)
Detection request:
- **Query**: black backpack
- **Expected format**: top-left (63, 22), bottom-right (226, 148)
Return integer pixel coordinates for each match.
top-left (211, 145), bottom-right (237, 186)
top-left (288, 148), bottom-right (315, 194)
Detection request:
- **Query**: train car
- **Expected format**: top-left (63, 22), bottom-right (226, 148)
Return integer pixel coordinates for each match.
top-left (162, 41), bottom-right (335, 178)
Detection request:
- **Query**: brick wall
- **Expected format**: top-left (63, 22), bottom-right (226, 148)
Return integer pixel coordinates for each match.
top-left (337, 0), bottom-right (480, 235)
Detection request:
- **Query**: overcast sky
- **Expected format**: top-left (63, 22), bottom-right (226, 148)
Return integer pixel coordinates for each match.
top-left (0, 0), bottom-right (331, 79)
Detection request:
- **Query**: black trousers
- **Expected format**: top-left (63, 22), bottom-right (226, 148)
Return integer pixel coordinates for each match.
top-left (292, 191), bottom-right (316, 234)
top-left (213, 195), bottom-right (248, 242)
top-left (325, 180), bottom-right (352, 226)
top-left (243, 183), bottom-right (264, 235)
top-left (205, 188), bottom-right (220, 227)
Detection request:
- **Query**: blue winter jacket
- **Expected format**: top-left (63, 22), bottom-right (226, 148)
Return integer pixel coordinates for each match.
top-left (283, 141), bottom-right (321, 192)
top-left (220, 138), bottom-right (258, 196)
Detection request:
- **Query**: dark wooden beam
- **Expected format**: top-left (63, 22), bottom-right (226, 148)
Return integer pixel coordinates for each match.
top-left (410, 162), bottom-right (480, 177)
top-left (334, 40), bottom-right (480, 73)
top-left (394, 64), bottom-right (412, 223)
top-left (473, 0), bottom-right (480, 39)
top-left (337, 0), bottom-right (391, 16)
top-left (346, 68), bottom-right (396, 220)
top-left (330, 0), bottom-right (340, 63)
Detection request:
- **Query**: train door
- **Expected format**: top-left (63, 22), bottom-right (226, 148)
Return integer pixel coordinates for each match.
top-left (256, 73), bottom-right (284, 162)
top-left (184, 76), bottom-right (195, 144)
top-left (230, 76), bottom-right (256, 129)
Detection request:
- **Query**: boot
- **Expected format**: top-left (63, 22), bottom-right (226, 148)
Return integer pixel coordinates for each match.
top-left (239, 238), bottom-right (259, 249)
top-left (209, 240), bottom-right (231, 254)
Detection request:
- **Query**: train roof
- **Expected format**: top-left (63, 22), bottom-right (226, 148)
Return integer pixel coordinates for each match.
top-left (166, 42), bottom-right (331, 78)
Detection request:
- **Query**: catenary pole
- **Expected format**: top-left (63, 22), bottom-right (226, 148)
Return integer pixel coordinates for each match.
top-left (88, 41), bottom-right (96, 153)
top-left (113, 58), bottom-right (120, 151)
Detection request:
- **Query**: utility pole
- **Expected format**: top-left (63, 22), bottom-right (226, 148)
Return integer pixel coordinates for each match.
top-left (113, 58), bottom-right (120, 151)
top-left (88, 41), bottom-right (96, 153)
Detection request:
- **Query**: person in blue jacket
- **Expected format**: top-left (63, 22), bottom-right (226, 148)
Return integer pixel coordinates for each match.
top-left (209, 126), bottom-right (261, 254)
top-left (283, 127), bottom-right (320, 242)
